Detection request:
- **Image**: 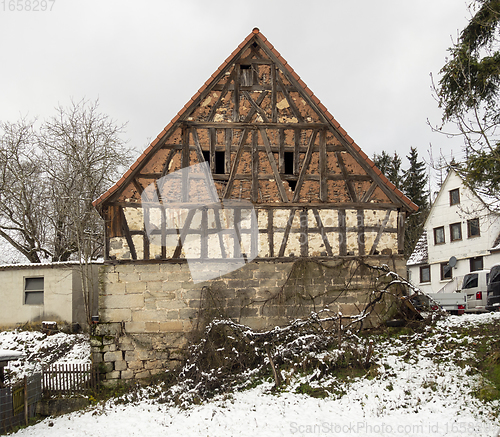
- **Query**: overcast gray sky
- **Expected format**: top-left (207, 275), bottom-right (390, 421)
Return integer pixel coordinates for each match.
top-left (0, 0), bottom-right (470, 182)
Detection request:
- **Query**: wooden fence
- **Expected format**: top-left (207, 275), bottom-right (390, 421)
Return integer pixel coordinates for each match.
top-left (0, 374), bottom-right (42, 433)
top-left (42, 364), bottom-right (98, 397)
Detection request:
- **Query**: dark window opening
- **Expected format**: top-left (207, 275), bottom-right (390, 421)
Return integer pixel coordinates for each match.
top-left (283, 152), bottom-right (296, 191)
top-left (215, 151), bottom-right (225, 174)
top-left (25, 277), bottom-right (44, 305)
top-left (434, 226), bottom-right (445, 244)
top-left (420, 265), bottom-right (431, 283)
top-left (450, 188), bottom-right (460, 205)
top-left (470, 256), bottom-right (484, 272)
top-left (202, 150), bottom-right (210, 164)
top-left (240, 64), bottom-right (253, 86)
top-left (441, 262), bottom-right (452, 280)
top-left (284, 152), bottom-right (294, 175)
top-left (468, 218), bottom-right (480, 237)
top-left (450, 222), bottom-right (462, 241)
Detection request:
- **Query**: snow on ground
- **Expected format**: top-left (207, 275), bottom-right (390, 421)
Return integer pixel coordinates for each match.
top-left (0, 329), bottom-right (90, 383)
top-left (6, 313), bottom-right (500, 437)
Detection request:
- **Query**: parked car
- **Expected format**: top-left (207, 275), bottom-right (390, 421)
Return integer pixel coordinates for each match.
top-left (462, 270), bottom-right (489, 313)
top-left (487, 264), bottom-right (500, 311)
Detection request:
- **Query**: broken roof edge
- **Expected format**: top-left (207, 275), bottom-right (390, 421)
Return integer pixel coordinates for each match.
top-left (93, 28), bottom-right (418, 213)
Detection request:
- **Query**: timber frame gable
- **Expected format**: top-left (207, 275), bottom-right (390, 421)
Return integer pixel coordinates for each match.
top-left (94, 28), bottom-right (417, 262)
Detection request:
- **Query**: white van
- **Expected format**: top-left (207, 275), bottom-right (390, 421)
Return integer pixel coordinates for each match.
top-left (462, 270), bottom-right (490, 312)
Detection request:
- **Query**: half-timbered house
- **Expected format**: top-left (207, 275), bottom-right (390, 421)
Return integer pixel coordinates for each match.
top-left (92, 28), bottom-right (417, 381)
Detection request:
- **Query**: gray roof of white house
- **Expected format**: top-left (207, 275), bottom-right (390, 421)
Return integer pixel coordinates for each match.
top-left (407, 230), bottom-right (428, 266)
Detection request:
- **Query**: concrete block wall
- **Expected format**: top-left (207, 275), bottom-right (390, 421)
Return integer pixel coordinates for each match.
top-left (92, 256), bottom-right (406, 382)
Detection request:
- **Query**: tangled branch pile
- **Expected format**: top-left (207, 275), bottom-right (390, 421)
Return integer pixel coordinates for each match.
top-left (165, 264), bottom-right (428, 403)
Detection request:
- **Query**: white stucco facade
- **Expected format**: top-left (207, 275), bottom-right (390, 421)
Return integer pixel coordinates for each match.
top-left (0, 263), bottom-right (100, 330)
top-left (407, 170), bottom-right (500, 293)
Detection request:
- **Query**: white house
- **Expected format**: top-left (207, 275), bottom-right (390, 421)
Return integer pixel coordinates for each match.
top-left (407, 169), bottom-right (500, 293)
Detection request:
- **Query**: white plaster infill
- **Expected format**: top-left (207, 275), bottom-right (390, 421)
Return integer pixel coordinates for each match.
top-left (141, 162), bottom-right (258, 283)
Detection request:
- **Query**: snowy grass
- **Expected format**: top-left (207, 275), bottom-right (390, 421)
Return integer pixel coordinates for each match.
top-left (5, 313), bottom-right (500, 437)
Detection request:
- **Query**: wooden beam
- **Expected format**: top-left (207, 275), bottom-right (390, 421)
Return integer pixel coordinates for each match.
top-left (271, 66), bottom-right (277, 123)
top-left (233, 65), bottom-right (240, 122)
top-left (276, 74), bottom-right (304, 123)
top-left (319, 129), bottom-right (327, 202)
top-left (300, 209), bottom-right (308, 257)
top-left (361, 181), bottom-right (378, 203)
top-left (251, 130), bottom-right (259, 202)
top-left (398, 211), bottom-right (406, 254)
top-left (225, 129), bottom-right (232, 174)
top-left (292, 130), bottom-right (318, 202)
top-left (369, 209), bottom-right (392, 255)
top-left (260, 128), bottom-right (289, 202)
top-left (120, 206), bottom-right (137, 260)
top-left (208, 69), bottom-right (236, 122)
top-left (338, 209), bottom-right (347, 256)
top-left (172, 208), bottom-right (197, 259)
top-left (278, 208), bottom-right (298, 257)
top-left (357, 209), bottom-right (365, 256)
top-left (335, 151), bottom-right (357, 202)
top-left (161, 148), bottom-right (178, 178)
top-left (223, 129), bottom-right (249, 199)
top-left (312, 208), bottom-right (333, 256)
top-left (242, 91), bottom-right (269, 123)
top-left (183, 121), bottom-right (328, 129)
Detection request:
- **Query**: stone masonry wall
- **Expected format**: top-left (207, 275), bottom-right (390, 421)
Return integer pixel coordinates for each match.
top-left (91, 256), bottom-right (406, 383)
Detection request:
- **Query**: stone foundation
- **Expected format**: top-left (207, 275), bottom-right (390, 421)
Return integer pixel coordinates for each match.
top-left (91, 256), bottom-right (405, 382)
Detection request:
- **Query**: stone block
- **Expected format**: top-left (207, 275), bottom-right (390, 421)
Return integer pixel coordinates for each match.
top-left (114, 360), bottom-right (127, 371)
top-left (101, 344), bottom-right (116, 353)
top-left (103, 336), bottom-right (116, 345)
top-left (145, 360), bottom-right (161, 370)
top-left (161, 281), bottom-right (184, 292)
top-left (99, 362), bottom-right (114, 373)
top-left (118, 342), bottom-right (135, 351)
top-left (95, 323), bottom-right (122, 336)
top-left (132, 310), bottom-right (168, 323)
top-left (121, 370), bottom-right (134, 380)
top-left (104, 282), bottom-right (126, 295)
top-left (114, 264), bottom-right (136, 274)
top-left (125, 282), bottom-right (147, 294)
top-left (145, 322), bottom-right (160, 332)
top-left (159, 321), bottom-right (184, 332)
top-left (128, 360), bottom-right (144, 371)
top-left (179, 308), bottom-right (198, 319)
top-left (135, 370), bottom-right (151, 379)
top-left (146, 281), bottom-right (162, 292)
top-left (104, 273), bottom-right (119, 284)
top-left (92, 353), bottom-right (103, 364)
top-left (90, 337), bottom-right (103, 348)
top-left (103, 351), bottom-right (122, 362)
top-left (139, 272), bottom-right (167, 282)
top-left (106, 294), bottom-right (144, 310)
top-left (125, 350), bottom-right (136, 361)
top-left (106, 371), bottom-right (121, 380)
top-left (156, 299), bottom-right (186, 310)
top-left (118, 272), bottom-right (141, 283)
top-left (138, 264), bottom-right (161, 273)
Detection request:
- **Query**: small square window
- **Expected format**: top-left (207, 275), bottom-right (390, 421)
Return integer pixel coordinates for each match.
top-left (470, 256), bottom-right (483, 272)
top-left (450, 188), bottom-right (460, 205)
top-left (441, 262), bottom-right (452, 280)
top-left (467, 218), bottom-right (480, 238)
top-left (434, 226), bottom-right (445, 244)
top-left (24, 277), bottom-right (44, 305)
top-left (450, 223), bottom-right (462, 241)
top-left (420, 265), bottom-right (431, 283)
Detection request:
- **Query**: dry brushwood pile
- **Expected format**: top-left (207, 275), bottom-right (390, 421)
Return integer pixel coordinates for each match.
top-left (169, 264), bottom-right (430, 402)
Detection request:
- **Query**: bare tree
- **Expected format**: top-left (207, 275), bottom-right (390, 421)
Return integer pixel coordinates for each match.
top-left (0, 119), bottom-right (50, 262)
